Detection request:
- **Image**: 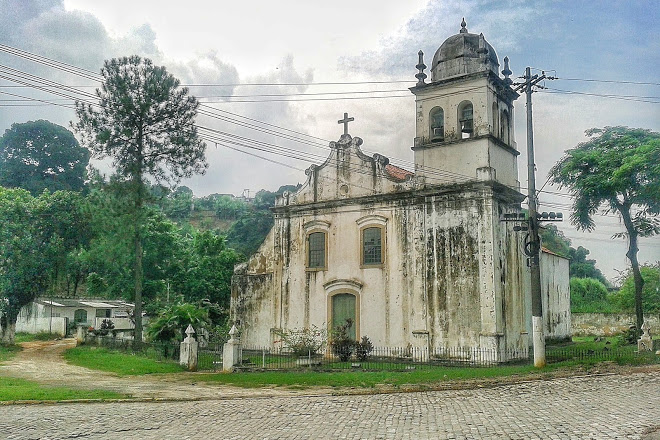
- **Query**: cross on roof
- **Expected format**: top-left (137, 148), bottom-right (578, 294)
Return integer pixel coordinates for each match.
top-left (338, 112), bottom-right (354, 135)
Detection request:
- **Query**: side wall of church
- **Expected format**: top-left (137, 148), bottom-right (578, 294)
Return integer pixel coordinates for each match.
top-left (541, 252), bottom-right (572, 341)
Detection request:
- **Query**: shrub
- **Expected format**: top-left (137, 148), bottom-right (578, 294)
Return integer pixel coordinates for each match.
top-left (274, 325), bottom-right (327, 357)
top-left (355, 336), bottom-right (374, 361)
top-left (146, 302), bottom-right (210, 343)
top-left (98, 319), bottom-right (115, 336)
top-left (331, 319), bottom-right (355, 362)
top-left (570, 277), bottom-right (615, 313)
top-left (610, 264), bottom-right (660, 313)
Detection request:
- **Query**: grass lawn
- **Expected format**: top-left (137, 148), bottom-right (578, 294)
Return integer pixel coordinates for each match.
top-left (64, 346), bottom-right (185, 376)
top-left (0, 377), bottom-right (126, 401)
top-left (60, 336), bottom-right (658, 390)
top-left (0, 344), bottom-right (21, 362)
top-left (14, 331), bottom-right (63, 343)
top-left (193, 364), bottom-right (546, 389)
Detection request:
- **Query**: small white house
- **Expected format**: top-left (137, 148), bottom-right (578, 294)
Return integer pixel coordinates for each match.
top-left (12, 298), bottom-right (137, 336)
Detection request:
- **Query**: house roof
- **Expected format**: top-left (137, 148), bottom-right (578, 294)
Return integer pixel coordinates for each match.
top-left (35, 298), bottom-right (134, 309)
top-left (541, 247), bottom-right (569, 260)
top-left (385, 164), bottom-right (414, 181)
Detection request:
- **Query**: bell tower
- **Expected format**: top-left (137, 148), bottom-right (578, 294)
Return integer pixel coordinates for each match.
top-left (410, 19), bottom-right (520, 189)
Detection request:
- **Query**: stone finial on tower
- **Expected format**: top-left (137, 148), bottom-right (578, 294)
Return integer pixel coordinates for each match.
top-left (477, 33), bottom-right (488, 54)
top-left (502, 56), bottom-right (513, 85)
top-left (460, 17), bottom-right (468, 33)
top-left (415, 50), bottom-right (427, 86)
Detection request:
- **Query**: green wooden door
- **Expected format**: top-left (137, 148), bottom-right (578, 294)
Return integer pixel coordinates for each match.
top-left (332, 294), bottom-right (356, 340)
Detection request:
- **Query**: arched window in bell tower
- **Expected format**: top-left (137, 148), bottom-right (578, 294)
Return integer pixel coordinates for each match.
top-left (500, 109), bottom-right (510, 145)
top-left (492, 102), bottom-right (499, 139)
top-left (458, 101), bottom-right (474, 139)
top-left (429, 107), bottom-right (444, 142)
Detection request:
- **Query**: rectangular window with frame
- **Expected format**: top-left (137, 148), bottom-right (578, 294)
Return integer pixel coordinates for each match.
top-left (308, 231), bottom-right (326, 269)
top-left (362, 227), bottom-right (382, 265)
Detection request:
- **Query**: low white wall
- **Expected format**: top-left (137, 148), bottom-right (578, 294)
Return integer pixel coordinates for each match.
top-left (571, 313), bottom-right (660, 336)
top-left (93, 317), bottom-right (135, 330)
top-left (14, 317), bottom-right (67, 336)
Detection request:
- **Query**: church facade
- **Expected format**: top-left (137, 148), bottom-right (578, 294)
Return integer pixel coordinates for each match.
top-left (231, 21), bottom-right (570, 362)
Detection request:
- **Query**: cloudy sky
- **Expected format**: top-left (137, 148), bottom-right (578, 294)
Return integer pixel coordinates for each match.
top-left (0, 0), bottom-right (658, 281)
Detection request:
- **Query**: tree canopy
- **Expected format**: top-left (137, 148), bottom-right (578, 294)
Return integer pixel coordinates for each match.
top-left (74, 56), bottom-right (207, 342)
top-left (0, 120), bottom-right (90, 195)
top-left (549, 126), bottom-right (660, 332)
top-left (0, 188), bottom-right (89, 343)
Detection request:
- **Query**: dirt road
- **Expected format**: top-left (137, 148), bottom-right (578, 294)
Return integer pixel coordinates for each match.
top-left (0, 338), bottom-right (326, 400)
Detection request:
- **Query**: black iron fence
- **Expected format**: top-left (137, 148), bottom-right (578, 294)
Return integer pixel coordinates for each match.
top-left (233, 346), bottom-right (531, 371)
top-left (198, 342), bottom-right (224, 371)
top-left (545, 345), bottom-right (659, 365)
top-left (83, 336), bottom-right (659, 372)
top-left (83, 335), bottom-right (180, 362)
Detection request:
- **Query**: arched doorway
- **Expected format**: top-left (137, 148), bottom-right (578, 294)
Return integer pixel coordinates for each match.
top-left (331, 293), bottom-right (356, 340)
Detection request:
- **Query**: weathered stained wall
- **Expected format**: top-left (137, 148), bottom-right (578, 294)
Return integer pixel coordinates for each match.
top-left (231, 171), bottom-right (530, 360)
top-left (522, 251), bottom-right (572, 342)
top-left (572, 313), bottom-right (659, 336)
top-left (541, 252), bottom-right (571, 341)
top-left (229, 131), bottom-right (569, 362)
top-left (411, 73), bottom-right (519, 189)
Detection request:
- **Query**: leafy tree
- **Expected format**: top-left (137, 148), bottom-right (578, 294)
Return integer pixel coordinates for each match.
top-left (569, 277), bottom-right (612, 313)
top-left (539, 224), bottom-right (571, 257)
top-left (568, 246), bottom-right (608, 285)
top-left (539, 224), bottom-right (608, 285)
top-left (0, 188), bottom-right (87, 343)
top-left (74, 56), bottom-right (207, 341)
top-left (225, 185), bottom-right (300, 256)
top-left (611, 264), bottom-right (660, 313)
top-left (146, 302), bottom-right (210, 343)
top-left (175, 231), bottom-right (241, 307)
top-left (226, 210), bottom-right (274, 257)
top-left (0, 120), bottom-right (90, 195)
top-left (549, 126), bottom-right (660, 333)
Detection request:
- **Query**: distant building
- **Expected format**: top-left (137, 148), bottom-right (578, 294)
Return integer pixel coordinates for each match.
top-left (11, 298), bottom-right (137, 336)
top-left (231, 20), bottom-right (570, 362)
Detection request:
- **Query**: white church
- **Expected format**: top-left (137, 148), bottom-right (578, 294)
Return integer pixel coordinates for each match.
top-left (231, 20), bottom-right (570, 362)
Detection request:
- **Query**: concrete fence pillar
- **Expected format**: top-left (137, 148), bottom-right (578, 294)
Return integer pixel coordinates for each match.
top-left (76, 324), bottom-right (88, 345)
top-left (179, 325), bottom-right (198, 371)
top-left (223, 325), bottom-right (242, 372)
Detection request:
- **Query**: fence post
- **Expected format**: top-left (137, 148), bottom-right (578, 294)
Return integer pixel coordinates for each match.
top-left (638, 321), bottom-right (654, 352)
top-left (179, 325), bottom-right (198, 371)
top-left (222, 325), bottom-right (242, 372)
top-left (76, 324), bottom-right (87, 345)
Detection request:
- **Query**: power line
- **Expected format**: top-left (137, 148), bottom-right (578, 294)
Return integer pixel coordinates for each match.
top-left (555, 77), bottom-right (660, 87)
top-left (540, 87), bottom-right (660, 104)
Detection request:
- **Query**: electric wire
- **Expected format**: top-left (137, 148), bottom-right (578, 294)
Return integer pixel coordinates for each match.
top-left (1, 44), bottom-right (655, 207)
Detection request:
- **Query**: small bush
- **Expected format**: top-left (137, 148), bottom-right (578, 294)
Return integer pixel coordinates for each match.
top-left (355, 336), bottom-right (374, 362)
top-left (274, 325), bottom-right (327, 357)
top-left (331, 319), bottom-right (355, 362)
top-left (98, 319), bottom-right (115, 336)
top-left (616, 325), bottom-right (640, 346)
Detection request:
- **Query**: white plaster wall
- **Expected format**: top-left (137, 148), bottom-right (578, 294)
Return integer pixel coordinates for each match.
top-left (524, 252), bottom-right (572, 341)
top-left (541, 252), bottom-right (571, 340)
top-left (13, 317), bottom-right (67, 335)
top-left (412, 75), bottom-right (519, 189)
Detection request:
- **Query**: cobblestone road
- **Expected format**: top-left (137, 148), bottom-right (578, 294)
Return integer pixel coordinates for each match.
top-left (1, 371), bottom-right (658, 440)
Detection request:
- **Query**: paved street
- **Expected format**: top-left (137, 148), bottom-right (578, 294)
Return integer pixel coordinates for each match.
top-left (1, 371), bottom-right (658, 440)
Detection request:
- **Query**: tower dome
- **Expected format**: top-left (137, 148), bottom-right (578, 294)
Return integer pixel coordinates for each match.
top-left (431, 18), bottom-right (499, 82)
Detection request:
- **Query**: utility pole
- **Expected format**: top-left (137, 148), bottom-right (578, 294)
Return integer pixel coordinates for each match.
top-left (523, 66), bottom-right (546, 368)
